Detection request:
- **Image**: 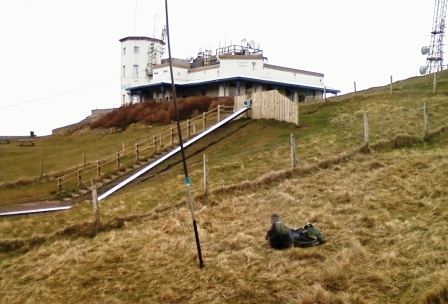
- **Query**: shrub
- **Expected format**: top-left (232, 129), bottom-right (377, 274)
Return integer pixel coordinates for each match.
top-left (91, 97), bottom-right (234, 130)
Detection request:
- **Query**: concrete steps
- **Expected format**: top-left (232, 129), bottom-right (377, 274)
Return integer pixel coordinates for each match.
top-left (64, 146), bottom-right (174, 201)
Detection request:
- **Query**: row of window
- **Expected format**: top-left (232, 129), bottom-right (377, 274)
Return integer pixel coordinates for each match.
top-left (122, 65), bottom-right (139, 77)
top-left (123, 46), bottom-right (140, 55)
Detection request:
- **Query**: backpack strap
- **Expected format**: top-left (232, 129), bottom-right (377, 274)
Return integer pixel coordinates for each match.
top-left (303, 223), bottom-right (325, 244)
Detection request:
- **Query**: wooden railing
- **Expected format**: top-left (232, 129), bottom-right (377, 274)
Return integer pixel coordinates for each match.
top-left (57, 105), bottom-right (234, 193)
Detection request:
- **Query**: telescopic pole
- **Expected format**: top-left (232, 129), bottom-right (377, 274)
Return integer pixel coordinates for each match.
top-left (164, 0), bottom-right (204, 269)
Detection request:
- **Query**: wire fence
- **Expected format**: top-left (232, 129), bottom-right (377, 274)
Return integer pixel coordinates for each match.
top-left (116, 100), bottom-right (448, 201)
top-left (49, 99), bottom-right (448, 197)
top-left (3, 99), bottom-right (447, 203)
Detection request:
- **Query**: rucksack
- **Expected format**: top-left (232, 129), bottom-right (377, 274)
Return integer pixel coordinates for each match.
top-left (290, 223), bottom-right (325, 248)
top-left (266, 221), bottom-right (293, 249)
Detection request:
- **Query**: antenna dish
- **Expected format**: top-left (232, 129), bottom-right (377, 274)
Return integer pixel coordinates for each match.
top-left (186, 55), bottom-right (193, 62)
top-left (421, 46), bottom-right (430, 55)
top-left (419, 66), bottom-right (428, 75)
top-left (248, 40), bottom-right (255, 49)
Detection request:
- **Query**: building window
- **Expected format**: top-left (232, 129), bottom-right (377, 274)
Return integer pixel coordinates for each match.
top-left (122, 65), bottom-right (125, 77)
top-left (133, 65), bottom-right (139, 77)
top-left (123, 47), bottom-right (126, 55)
top-left (134, 46), bottom-right (139, 53)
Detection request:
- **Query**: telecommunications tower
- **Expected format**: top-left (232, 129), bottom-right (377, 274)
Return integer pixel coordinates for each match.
top-left (421, 0), bottom-right (448, 75)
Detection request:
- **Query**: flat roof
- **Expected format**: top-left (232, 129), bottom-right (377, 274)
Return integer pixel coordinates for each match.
top-left (126, 75), bottom-right (340, 94)
top-left (119, 36), bottom-right (165, 45)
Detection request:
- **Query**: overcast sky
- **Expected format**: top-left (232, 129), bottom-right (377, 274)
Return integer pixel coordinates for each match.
top-left (0, 0), bottom-right (435, 136)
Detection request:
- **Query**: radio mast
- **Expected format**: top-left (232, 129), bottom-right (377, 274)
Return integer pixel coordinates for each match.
top-left (421, 0), bottom-right (448, 75)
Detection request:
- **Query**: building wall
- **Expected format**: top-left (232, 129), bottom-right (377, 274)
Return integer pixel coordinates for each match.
top-left (148, 56), bottom-right (324, 93)
top-left (121, 38), bottom-right (334, 103)
top-left (219, 55), bottom-right (264, 78)
top-left (152, 64), bottom-right (189, 82)
top-left (263, 64), bottom-right (324, 86)
top-left (120, 37), bottom-right (164, 104)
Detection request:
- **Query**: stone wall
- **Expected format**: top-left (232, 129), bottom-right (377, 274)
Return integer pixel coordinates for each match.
top-left (52, 108), bottom-right (114, 135)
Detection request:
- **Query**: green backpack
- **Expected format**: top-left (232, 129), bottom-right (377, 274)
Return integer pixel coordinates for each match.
top-left (291, 223), bottom-right (325, 247)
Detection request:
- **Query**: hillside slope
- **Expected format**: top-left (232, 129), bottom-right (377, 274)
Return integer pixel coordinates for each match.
top-left (1, 71), bottom-right (448, 303)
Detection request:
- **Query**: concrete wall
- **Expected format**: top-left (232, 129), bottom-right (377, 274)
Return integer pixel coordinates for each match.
top-left (52, 108), bottom-right (114, 135)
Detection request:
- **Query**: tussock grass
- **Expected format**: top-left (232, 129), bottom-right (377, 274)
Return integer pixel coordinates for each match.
top-left (1, 71), bottom-right (448, 303)
top-left (1, 130), bottom-right (448, 303)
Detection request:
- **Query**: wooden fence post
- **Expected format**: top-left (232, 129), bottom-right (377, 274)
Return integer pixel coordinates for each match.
top-left (96, 160), bottom-right (101, 178)
top-left (218, 105), bottom-right (221, 122)
top-left (354, 81), bottom-right (357, 93)
top-left (152, 135), bottom-right (157, 154)
top-left (122, 141), bottom-right (125, 152)
top-left (116, 152), bottom-right (120, 170)
top-left (202, 112), bottom-right (206, 131)
top-left (423, 102), bottom-right (428, 135)
top-left (203, 154), bottom-right (208, 195)
top-left (187, 119), bottom-right (191, 139)
top-left (433, 72), bottom-right (437, 94)
top-left (77, 169), bottom-right (82, 186)
top-left (290, 134), bottom-right (296, 169)
top-left (58, 178), bottom-right (62, 192)
top-left (390, 75), bottom-right (393, 94)
top-left (91, 181), bottom-right (100, 233)
top-left (364, 113), bottom-right (369, 145)
top-left (135, 143), bottom-right (139, 162)
top-left (39, 161), bottom-right (43, 180)
top-left (170, 127), bottom-right (174, 144)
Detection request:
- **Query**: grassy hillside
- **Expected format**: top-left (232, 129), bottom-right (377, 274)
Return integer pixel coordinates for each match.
top-left (1, 71), bottom-right (448, 303)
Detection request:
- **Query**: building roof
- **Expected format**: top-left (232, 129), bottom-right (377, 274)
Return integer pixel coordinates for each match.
top-left (119, 36), bottom-right (165, 45)
top-left (126, 75), bottom-right (340, 94)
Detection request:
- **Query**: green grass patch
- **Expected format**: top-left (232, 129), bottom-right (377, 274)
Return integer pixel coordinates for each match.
top-left (1, 71), bottom-right (448, 303)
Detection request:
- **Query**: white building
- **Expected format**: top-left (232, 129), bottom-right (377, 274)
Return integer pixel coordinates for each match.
top-left (120, 36), bottom-right (339, 105)
top-left (120, 36), bottom-right (165, 105)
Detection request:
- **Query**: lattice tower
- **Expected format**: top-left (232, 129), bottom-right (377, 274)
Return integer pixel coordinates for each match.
top-left (424, 0), bottom-right (448, 74)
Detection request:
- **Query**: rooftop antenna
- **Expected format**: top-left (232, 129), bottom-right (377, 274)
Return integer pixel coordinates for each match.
top-left (420, 0), bottom-right (448, 74)
top-left (153, 13), bottom-right (159, 38)
top-left (164, 0), bottom-right (204, 269)
top-left (161, 25), bottom-right (167, 42)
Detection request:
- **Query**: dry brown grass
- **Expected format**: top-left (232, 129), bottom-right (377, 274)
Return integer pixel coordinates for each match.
top-left (1, 72), bottom-right (448, 303)
top-left (1, 133), bottom-right (447, 303)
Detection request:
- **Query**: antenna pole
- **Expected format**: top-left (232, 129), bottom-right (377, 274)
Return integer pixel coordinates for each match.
top-left (164, 0), bottom-right (204, 269)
